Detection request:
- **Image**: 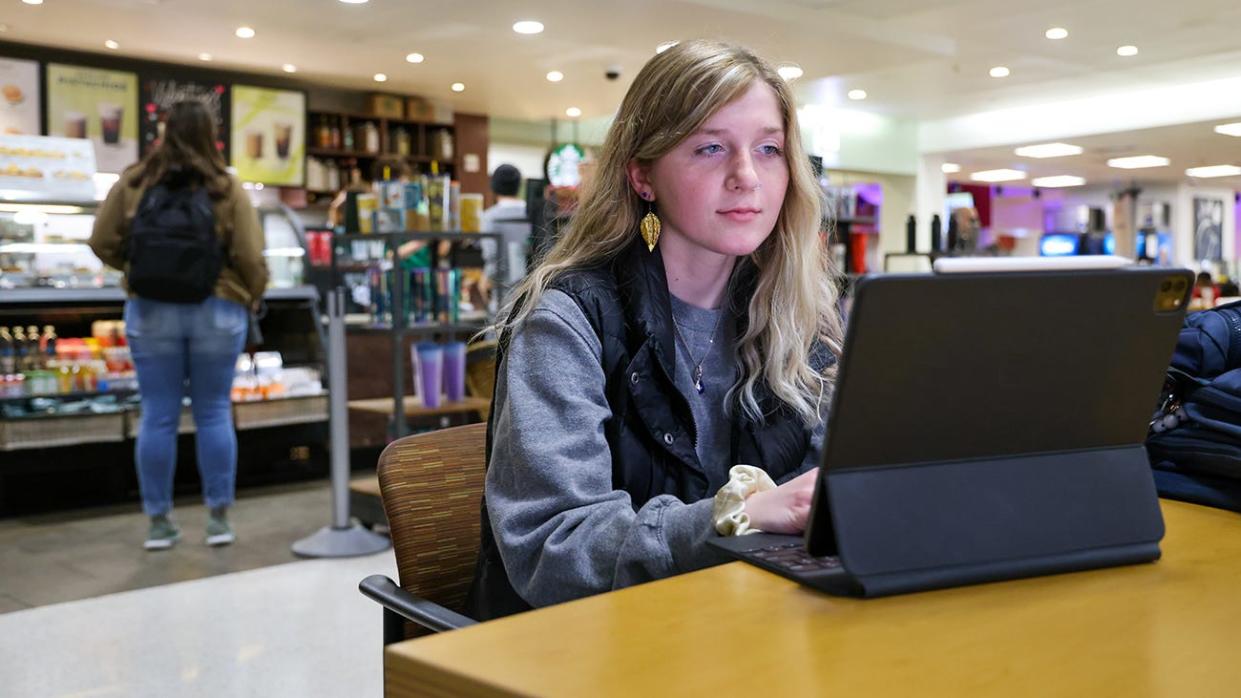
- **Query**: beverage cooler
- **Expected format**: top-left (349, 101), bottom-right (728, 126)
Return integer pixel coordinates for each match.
top-left (0, 198), bottom-right (331, 516)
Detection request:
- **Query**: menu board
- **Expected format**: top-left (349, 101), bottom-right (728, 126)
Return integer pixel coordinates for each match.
top-left (0, 57), bottom-right (40, 135)
top-left (230, 85), bottom-right (305, 186)
top-left (45, 64), bottom-right (139, 174)
top-left (0, 134), bottom-right (97, 202)
top-left (140, 77), bottom-right (230, 157)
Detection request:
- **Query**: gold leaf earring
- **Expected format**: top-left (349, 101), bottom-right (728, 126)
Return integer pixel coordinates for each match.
top-left (639, 195), bottom-right (661, 252)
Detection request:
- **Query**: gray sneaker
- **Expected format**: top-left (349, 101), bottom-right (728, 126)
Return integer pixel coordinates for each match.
top-left (205, 508), bottom-right (236, 547)
top-left (144, 515), bottom-right (181, 551)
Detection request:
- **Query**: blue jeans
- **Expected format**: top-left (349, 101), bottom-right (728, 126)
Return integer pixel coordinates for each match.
top-left (125, 297), bottom-right (248, 517)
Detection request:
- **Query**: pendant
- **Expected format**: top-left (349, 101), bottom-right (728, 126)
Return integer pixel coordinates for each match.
top-left (693, 365), bottom-right (705, 394)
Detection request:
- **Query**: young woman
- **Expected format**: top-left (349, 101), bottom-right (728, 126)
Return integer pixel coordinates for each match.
top-left (90, 101), bottom-right (268, 550)
top-left (468, 40), bottom-right (845, 619)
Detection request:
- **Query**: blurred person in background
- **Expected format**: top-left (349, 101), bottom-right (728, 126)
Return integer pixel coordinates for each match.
top-left (479, 164), bottom-right (532, 309)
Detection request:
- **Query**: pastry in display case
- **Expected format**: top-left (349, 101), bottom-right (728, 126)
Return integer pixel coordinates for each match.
top-left (0, 199), bottom-right (310, 290)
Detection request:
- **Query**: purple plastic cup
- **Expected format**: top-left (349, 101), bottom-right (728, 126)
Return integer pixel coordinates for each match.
top-left (411, 342), bottom-right (443, 409)
top-left (442, 342), bottom-right (466, 402)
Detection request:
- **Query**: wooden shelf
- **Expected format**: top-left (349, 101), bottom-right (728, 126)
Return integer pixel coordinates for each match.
top-left (309, 110), bottom-right (386, 122)
top-left (307, 147), bottom-right (383, 159)
top-left (335, 231), bottom-right (500, 242)
top-left (346, 321), bottom-right (490, 336)
top-left (348, 395), bottom-right (489, 419)
top-left (309, 110), bottom-right (452, 128)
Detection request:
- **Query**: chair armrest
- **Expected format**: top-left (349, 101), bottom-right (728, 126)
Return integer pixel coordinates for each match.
top-left (359, 574), bottom-right (478, 634)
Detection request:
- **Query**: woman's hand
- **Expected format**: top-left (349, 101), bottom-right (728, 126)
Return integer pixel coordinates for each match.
top-left (742, 469), bottom-right (818, 535)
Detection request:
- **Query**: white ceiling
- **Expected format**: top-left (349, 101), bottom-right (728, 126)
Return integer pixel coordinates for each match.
top-left (2, 0), bottom-right (1241, 129)
top-left (942, 119), bottom-right (1241, 188)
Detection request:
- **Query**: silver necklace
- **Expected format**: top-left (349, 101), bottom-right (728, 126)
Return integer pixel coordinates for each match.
top-left (671, 310), bottom-right (723, 394)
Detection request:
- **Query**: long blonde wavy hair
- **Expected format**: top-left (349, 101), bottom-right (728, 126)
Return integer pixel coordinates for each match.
top-left (498, 39), bottom-right (845, 426)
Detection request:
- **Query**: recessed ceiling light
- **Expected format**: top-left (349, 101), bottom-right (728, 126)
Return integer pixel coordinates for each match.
top-left (282, 64), bottom-right (297, 73)
top-left (656, 41), bottom-right (679, 54)
top-left (1045, 27), bottom-right (1068, 40)
top-left (989, 66), bottom-right (1010, 78)
top-left (373, 73), bottom-right (387, 82)
top-left (1031, 175), bottom-right (1085, 188)
top-left (1213, 122), bottom-right (1241, 137)
top-left (546, 70), bottom-right (564, 83)
top-left (405, 53), bottom-right (424, 64)
top-left (339, 0), bottom-right (369, 4)
top-left (1186, 165), bottom-right (1241, 178)
top-left (451, 82), bottom-right (465, 93)
top-left (198, 53), bottom-right (213, 61)
top-left (777, 64), bottom-right (803, 81)
top-left (235, 26), bottom-right (255, 39)
top-left (1117, 45), bottom-right (1138, 57)
top-left (941, 163), bottom-right (961, 174)
top-left (1107, 155), bottom-right (1170, 169)
top-left (970, 168), bottom-right (1026, 183)
top-left (21, 0), bottom-right (42, 5)
top-left (1014, 142), bottom-right (1083, 158)
top-left (512, 20), bottom-right (544, 35)
top-left (104, 40), bottom-right (119, 50)
top-left (847, 89), bottom-right (867, 101)
top-left (565, 107), bottom-right (582, 118)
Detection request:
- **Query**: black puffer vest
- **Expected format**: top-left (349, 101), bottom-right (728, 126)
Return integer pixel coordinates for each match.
top-left (466, 240), bottom-right (820, 620)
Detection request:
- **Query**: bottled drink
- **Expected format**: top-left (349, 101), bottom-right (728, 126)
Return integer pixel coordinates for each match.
top-left (12, 327), bottom-right (28, 371)
top-left (0, 326), bottom-right (14, 375)
top-left (42, 325), bottom-right (57, 364)
top-left (26, 326), bottom-right (41, 369)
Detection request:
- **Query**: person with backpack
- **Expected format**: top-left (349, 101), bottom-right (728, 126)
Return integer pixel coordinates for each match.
top-left (89, 100), bottom-right (268, 550)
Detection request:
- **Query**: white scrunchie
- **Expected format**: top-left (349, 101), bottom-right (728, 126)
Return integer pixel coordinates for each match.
top-left (712, 464), bottom-right (777, 536)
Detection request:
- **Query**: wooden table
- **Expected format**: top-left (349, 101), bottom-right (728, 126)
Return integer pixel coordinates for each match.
top-left (385, 499), bottom-right (1241, 697)
top-left (347, 396), bottom-right (490, 419)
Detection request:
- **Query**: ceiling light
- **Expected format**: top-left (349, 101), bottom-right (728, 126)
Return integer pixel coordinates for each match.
top-left (21, 0), bottom-right (42, 5)
top-left (405, 53), bottom-right (424, 64)
top-left (941, 163), bottom-right (961, 174)
top-left (970, 169), bottom-right (1026, 183)
top-left (512, 20), bottom-right (544, 35)
top-left (1014, 142), bottom-right (1083, 158)
top-left (989, 66), bottom-right (1010, 78)
top-left (1186, 165), bottom-right (1241, 178)
top-left (198, 53), bottom-right (213, 61)
top-left (282, 64), bottom-right (297, 73)
top-left (1045, 27), bottom-right (1068, 40)
top-left (546, 70), bottom-right (564, 82)
top-left (777, 64), bottom-right (803, 81)
top-left (373, 73), bottom-right (387, 82)
top-left (565, 107), bottom-right (582, 118)
top-left (1117, 45), bottom-right (1138, 57)
top-left (104, 40), bottom-right (119, 50)
top-left (1031, 175), bottom-right (1085, 188)
top-left (1213, 122), bottom-right (1241, 137)
top-left (339, 0), bottom-right (369, 3)
top-left (656, 41), bottom-right (679, 54)
top-left (1107, 155), bottom-right (1170, 169)
top-left (235, 26), bottom-right (255, 39)
top-left (451, 82), bottom-right (465, 93)
top-left (847, 89), bottom-right (867, 101)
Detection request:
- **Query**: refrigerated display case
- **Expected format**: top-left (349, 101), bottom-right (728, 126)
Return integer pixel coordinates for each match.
top-left (0, 199), bottom-right (310, 291)
top-left (0, 198), bottom-right (330, 515)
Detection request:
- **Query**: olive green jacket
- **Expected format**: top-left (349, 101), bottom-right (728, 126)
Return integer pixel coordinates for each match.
top-left (88, 168), bottom-right (269, 307)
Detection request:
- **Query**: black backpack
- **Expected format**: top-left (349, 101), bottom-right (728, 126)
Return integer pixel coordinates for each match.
top-left (126, 183), bottom-right (223, 303)
top-left (1146, 299), bottom-right (1241, 510)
